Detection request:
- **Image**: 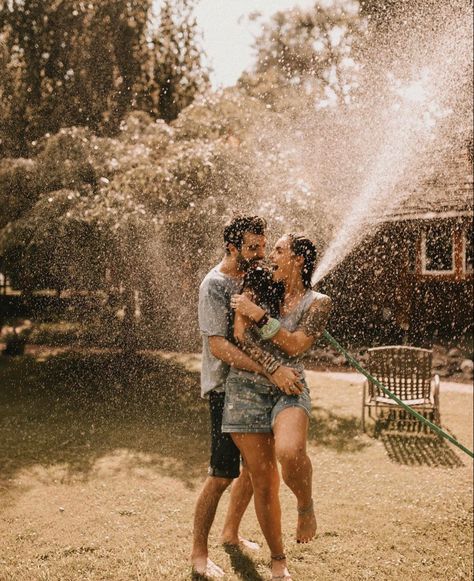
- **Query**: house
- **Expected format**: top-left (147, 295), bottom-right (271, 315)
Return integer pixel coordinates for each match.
top-left (321, 144), bottom-right (473, 346)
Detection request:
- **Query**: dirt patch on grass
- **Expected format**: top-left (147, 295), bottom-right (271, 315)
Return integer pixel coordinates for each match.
top-left (0, 353), bottom-right (472, 580)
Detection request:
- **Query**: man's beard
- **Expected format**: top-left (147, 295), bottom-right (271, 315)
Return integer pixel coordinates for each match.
top-left (236, 254), bottom-right (261, 273)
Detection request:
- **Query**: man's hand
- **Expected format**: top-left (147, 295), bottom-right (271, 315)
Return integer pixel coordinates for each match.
top-left (268, 365), bottom-right (303, 395)
top-left (230, 294), bottom-right (265, 322)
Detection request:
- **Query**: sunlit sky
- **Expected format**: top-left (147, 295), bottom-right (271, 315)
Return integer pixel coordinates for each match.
top-left (154, 0), bottom-right (316, 88)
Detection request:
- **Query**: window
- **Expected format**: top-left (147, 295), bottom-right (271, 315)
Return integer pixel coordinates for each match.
top-left (465, 225), bottom-right (473, 274)
top-left (421, 224), bottom-right (454, 273)
top-left (0, 272), bottom-right (9, 295)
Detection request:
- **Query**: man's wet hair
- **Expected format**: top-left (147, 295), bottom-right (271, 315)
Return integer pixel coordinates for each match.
top-left (223, 215), bottom-right (267, 252)
top-left (242, 264), bottom-right (283, 317)
top-left (288, 234), bottom-right (317, 289)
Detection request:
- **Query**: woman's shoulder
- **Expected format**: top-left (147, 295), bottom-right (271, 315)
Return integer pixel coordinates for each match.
top-left (308, 291), bottom-right (332, 311)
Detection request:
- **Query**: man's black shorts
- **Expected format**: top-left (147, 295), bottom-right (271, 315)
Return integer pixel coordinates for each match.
top-left (208, 391), bottom-right (240, 479)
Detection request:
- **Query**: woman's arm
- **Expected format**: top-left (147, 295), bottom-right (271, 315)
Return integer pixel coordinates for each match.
top-left (271, 295), bottom-right (332, 356)
top-left (231, 294), bottom-right (303, 394)
top-left (231, 293), bottom-right (332, 357)
top-left (234, 327), bottom-right (304, 395)
top-left (232, 290), bottom-right (279, 370)
top-left (233, 308), bottom-right (251, 345)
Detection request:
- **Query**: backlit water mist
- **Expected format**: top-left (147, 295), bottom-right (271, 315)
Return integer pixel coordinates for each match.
top-left (311, 3), bottom-right (472, 284)
top-left (240, 1), bottom-right (472, 286)
top-left (139, 1), bottom-right (472, 349)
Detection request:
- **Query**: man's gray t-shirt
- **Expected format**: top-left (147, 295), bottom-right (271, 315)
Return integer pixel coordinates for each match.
top-left (198, 265), bottom-right (242, 397)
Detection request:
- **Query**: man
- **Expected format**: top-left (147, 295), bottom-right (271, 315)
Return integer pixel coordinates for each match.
top-left (191, 216), bottom-right (301, 578)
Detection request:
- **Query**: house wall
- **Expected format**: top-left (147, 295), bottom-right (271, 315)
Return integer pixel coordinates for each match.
top-left (319, 217), bottom-right (473, 346)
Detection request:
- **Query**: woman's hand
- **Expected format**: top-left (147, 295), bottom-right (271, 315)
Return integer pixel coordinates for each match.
top-left (230, 294), bottom-right (265, 322)
top-left (267, 366), bottom-right (304, 395)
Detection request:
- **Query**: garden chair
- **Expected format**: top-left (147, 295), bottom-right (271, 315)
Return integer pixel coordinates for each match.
top-left (361, 346), bottom-right (440, 433)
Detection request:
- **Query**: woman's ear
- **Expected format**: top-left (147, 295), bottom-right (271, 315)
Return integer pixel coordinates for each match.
top-left (295, 254), bottom-right (304, 268)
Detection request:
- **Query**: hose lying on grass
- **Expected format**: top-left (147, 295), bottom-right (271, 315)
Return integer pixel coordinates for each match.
top-left (323, 330), bottom-right (474, 460)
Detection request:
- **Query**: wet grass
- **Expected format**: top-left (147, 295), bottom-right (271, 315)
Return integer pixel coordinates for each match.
top-left (0, 352), bottom-right (472, 580)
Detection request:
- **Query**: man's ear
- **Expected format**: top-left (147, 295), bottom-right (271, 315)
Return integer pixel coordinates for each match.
top-left (227, 243), bottom-right (238, 256)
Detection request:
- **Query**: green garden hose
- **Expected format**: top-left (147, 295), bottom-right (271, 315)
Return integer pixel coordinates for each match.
top-left (323, 330), bottom-right (474, 459)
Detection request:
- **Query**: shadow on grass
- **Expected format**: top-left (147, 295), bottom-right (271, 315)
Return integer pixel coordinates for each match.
top-left (308, 407), bottom-right (369, 453)
top-left (222, 545), bottom-right (266, 581)
top-left (10, 351), bottom-right (454, 493)
top-left (191, 571), bottom-right (216, 581)
top-left (0, 351), bottom-right (210, 489)
top-left (380, 432), bottom-right (465, 467)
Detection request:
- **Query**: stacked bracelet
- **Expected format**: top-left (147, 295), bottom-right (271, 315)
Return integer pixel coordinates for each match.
top-left (256, 312), bottom-right (269, 328)
top-left (258, 317), bottom-right (281, 341)
top-left (239, 330), bottom-right (281, 375)
top-left (264, 357), bottom-right (280, 375)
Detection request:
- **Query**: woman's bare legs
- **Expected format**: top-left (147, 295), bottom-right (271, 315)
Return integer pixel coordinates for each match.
top-left (232, 433), bottom-right (291, 580)
top-left (273, 407), bottom-right (316, 543)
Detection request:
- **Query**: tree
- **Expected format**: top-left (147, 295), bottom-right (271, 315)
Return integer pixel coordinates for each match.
top-left (87, 0), bottom-right (152, 129)
top-left (0, 0), bottom-right (153, 155)
top-left (240, 0), bottom-right (366, 111)
top-left (0, 0), bottom-right (208, 157)
top-left (153, 0), bottom-right (210, 122)
top-left (0, 92), bottom-right (281, 350)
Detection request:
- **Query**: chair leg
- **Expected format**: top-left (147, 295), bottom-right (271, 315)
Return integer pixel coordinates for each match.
top-left (361, 382), bottom-right (366, 432)
top-left (374, 419), bottom-right (380, 439)
top-left (433, 374), bottom-right (441, 428)
top-left (374, 406), bottom-right (380, 438)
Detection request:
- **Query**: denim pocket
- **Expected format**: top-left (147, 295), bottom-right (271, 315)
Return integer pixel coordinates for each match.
top-left (223, 377), bottom-right (274, 430)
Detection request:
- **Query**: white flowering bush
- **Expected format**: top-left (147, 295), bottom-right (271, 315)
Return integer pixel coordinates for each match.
top-left (0, 88), bottom-right (343, 349)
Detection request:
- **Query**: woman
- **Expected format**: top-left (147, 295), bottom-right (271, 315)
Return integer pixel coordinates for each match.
top-left (222, 233), bottom-right (332, 581)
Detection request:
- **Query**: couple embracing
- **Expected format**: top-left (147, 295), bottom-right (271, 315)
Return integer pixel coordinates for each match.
top-left (191, 215), bottom-right (332, 580)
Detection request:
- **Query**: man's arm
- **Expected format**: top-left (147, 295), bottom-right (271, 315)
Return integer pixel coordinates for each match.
top-left (199, 279), bottom-right (271, 376)
top-left (209, 335), bottom-right (303, 395)
top-left (208, 335), bottom-right (264, 375)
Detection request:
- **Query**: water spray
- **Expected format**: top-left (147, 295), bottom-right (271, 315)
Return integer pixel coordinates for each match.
top-left (322, 330), bottom-right (474, 459)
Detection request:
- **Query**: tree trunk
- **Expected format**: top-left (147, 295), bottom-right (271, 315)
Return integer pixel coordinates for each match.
top-left (120, 282), bottom-right (138, 356)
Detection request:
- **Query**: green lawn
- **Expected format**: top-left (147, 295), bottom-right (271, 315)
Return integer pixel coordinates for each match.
top-left (0, 352), bottom-right (472, 581)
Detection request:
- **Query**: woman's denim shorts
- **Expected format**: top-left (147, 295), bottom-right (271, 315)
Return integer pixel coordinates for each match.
top-left (222, 373), bottom-right (312, 434)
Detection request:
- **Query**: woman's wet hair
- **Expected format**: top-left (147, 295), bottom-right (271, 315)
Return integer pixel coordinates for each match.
top-left (288, 234), bottom-right (317, 289)
top-left (242, 264), bottom-right (283, 317)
